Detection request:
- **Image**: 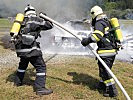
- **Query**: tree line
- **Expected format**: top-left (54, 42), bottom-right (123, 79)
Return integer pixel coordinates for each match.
top-left (97, 0), bottom-right (133, 19)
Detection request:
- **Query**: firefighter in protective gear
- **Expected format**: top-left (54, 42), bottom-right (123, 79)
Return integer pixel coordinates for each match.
top-left (81, 5), bottom-right (118, 97)
top-left (12, 4), bottom-right (53, 95)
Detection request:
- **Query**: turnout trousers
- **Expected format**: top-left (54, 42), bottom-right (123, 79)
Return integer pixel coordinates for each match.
top-left (98, 55), bottom-right (115, 80)
top-left (16, 56), bottom-right (46, 89)
top-left (98, 55), bottom-right (118, 97)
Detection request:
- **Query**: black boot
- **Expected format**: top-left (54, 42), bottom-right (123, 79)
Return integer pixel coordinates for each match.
top-left (36, 88), bottom-right (53, 95)
top-left (103, 84), bottom-right (118, 97)
top-left (97, 81), bottom-right (106, 91)
top-left (14, 75), bottom-right (23, 86)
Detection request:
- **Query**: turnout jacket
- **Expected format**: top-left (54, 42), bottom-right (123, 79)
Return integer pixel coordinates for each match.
top-left (15, 14), bottom-right (53, 57)
top-left (82, 14), bottom-right (117, 57)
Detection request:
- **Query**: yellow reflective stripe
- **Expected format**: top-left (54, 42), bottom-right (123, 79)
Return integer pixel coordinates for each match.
top-left (105, 27), bottom-right (109, 31)
top-left (94, 30), bottom-right (104, 37)
top-left (98, 49), bottom-right (116, 54)
top-left (104, 78), bottom-right (115, 86)
top-left (92, 34), bottom-right (100, 41)
top-left (98, 52), bottom-right (117, 57)
top-left (104, 78), bottom-right (114, 84)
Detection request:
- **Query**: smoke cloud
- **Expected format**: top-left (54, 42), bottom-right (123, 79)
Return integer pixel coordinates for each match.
top-left (1, 0), bottom-right (133, 61)
top-left (0, 0), bottom-right (99, 21)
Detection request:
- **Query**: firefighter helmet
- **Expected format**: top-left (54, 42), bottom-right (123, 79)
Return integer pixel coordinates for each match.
top-left (90, 5), bottom-right (103, 19)
top-left (24, 4), bottom-right (36, 16)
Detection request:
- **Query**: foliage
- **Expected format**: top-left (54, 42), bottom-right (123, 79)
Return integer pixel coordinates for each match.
top-left (102, 0), bottom-right (133, 10)
top-left (105, 9), bottom-right (133, 19)
top-left (96, 0), bottom-right (133, 19)
top-left (104, 2), bottom-right (117, 11)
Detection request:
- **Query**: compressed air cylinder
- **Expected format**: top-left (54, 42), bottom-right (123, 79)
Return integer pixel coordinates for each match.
top-left (110, 18), bottom-right (123, 42)
top-left (10, 13), bottom-right (24, 37)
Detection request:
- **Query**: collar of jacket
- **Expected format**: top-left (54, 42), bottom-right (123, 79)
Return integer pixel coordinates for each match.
top-left (96, 14), bottom-right (107, 21)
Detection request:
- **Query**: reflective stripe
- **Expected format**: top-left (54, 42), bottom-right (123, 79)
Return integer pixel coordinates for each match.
top-left (92, 30), bottom-right (104, 42)
top-left (17, 69), bottom-right (25, 72)
top-left (27, 20), bottom-right (45, 25)
top-left (98, 52), bottom-right (117, 56)
top-left (27, 21), bottom-right (40, 25)
top-left (92, 34), bottom-right (100, 41)
top-left (104, 78), bottom-right (114, 84)
top-left (105, 27), bottom-right (109, 34)
top-left (106, 38), bottom-right (110, 42)
top-left (90, 35), bottom-right (97, 42)
top-left (104, 78), bottom-right (115, 86)
top-left (36, 73), bottom-right (46, 76)
top-left (98, 49), bottom-right (117, 56)
top-left (16, 46), bottom-right (41, 52)
top-left (22, 34), bottom-right (35, 40)
top-left (98, 49), bottom-right (116, 54)
top-left (93, 30), bottom-right (104, 37)
top-left (100, 80), bottom-right (103, 82)
top-left (105, 27), bottom-right (109, 31)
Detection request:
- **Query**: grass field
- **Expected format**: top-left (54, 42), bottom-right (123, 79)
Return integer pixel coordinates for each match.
top-left (0, 56), bottom-right (133, 100)
top-left (0, 19), bottom-right (133, 100)
top-left (0, 18), bottom-right (12, 28)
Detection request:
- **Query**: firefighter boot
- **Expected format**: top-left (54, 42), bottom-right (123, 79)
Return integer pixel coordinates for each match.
top-left (103, 84), bottom-right (118, 97)
top-left (14, 75), bottom-right (23, 86)
top-left (36, 88), bottom-right (53, 95)
top-left (97, 80), bottom-right (106, 91)
top-left (34, 76), bottom-right (53, 95)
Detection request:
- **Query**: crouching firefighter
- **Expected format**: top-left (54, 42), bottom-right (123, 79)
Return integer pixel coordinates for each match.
top-left (81, 5), bottom-right (123, 97)
top-left (10, 4), bottom-right (53, 95)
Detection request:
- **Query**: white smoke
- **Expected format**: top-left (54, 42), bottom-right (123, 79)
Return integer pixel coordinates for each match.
top-left (0, 0), bottom-right (97, 20)
top-left (116, 22), bottom-right (133, 62)
top-left (2, 0), bottom-right (133, 62)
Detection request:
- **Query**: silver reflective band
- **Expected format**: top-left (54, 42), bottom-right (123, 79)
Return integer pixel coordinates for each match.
top-left (17, 69), bottom-right (26, 72)
top-left (22, 34), bottom-right (35, 40)
top-left (27, 21), bottom-right (40, 25)
top-left (16, 46), bottom-right (41, 52)
top-left (99, 52), bottom-right (117, 57)
top-left (36, 73), bottom-right (46, 76)
top-left (100, 80), bottom-right (103, 82)
top-left (27, 20), bottom-right (45, 25)
top-left (91, 35), bottom-right (97, 42)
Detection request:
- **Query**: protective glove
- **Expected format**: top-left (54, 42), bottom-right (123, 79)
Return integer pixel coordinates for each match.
top-left (81, 38), bottom-right (90, 46)
top-left (117, 43), bottom-right (124, 50)
top-left (81, 37), bottom-right (93, 46)
top-left (39, 12), bottom-right (53, 26)
top-left (10, 36), bottom-right (16, 43)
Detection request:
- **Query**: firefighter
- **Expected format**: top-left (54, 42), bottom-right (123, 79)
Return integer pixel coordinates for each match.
top-left (11, 5), bottom-right (53, 95)
top-left (81, 5), bottom-right (118, 97)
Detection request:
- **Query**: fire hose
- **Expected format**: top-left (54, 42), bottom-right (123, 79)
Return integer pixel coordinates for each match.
top-left (39, 13), bottom-right (131, 100)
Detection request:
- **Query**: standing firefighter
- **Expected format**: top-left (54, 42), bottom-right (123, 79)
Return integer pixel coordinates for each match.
top-left (10, 5), bottom-right (53, 95)
top-left (81, 5), bottom-right (120, 97)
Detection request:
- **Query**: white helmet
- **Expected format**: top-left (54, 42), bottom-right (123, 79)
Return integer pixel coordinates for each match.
top-left (90, 5), bottom-right (103, 19)
top-left (24, 4), bottom-right (36, 16)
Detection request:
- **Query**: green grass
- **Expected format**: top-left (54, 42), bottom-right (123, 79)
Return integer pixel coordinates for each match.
top-left (0, 56), bottom-right (133, 100)
top-left (0, 18), bottom-right (12, 28)
top-left (0, 19), bottom-right (133, 100)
